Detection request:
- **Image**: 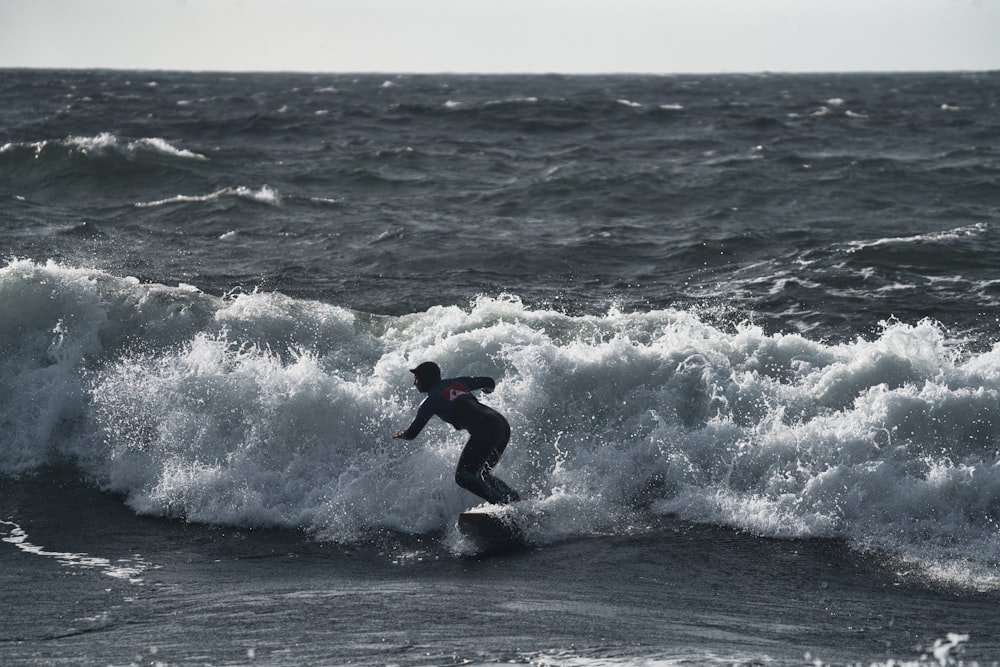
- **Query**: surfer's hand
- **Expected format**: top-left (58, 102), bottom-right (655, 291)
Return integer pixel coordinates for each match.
top-left (392, 429), bottom-right (406, 439)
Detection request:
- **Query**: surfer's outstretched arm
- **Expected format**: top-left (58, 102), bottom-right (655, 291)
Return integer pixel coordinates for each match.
top-left (393, 400), bottom-right (434, 440)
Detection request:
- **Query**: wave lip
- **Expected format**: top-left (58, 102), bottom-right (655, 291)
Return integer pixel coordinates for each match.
top-left (1, 132), bottom-right (207, 161)
top-left (63, 132), bottom-right (208, 160)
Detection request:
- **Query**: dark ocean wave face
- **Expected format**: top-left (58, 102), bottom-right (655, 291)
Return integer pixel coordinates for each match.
top-left (4, 69), bottom-right (1000, 595)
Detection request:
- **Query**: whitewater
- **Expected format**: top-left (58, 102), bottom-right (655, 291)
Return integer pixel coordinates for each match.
top-left (3, 257), bottom-right (999, 593)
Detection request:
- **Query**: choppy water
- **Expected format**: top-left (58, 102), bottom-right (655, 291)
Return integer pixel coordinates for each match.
top-left (2, 69), bottom-right (1000, 665)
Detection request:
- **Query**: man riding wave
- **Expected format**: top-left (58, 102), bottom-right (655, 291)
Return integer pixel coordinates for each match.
top-left (393, 362), bottom-right (521, 504)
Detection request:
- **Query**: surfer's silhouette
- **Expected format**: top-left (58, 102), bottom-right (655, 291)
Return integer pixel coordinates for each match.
top-left (393, 361), bottom-right (521, 504)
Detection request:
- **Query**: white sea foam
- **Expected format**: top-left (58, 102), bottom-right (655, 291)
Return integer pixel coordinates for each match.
top-left (843, 222), bottom-right (987, 253)
top-left (135, 185), bottom-right (281, 208)
top-left (3, 259), bottom-right (1000, 589)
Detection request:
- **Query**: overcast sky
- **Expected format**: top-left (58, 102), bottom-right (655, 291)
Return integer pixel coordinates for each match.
top-left (2, 0), bottom-right (999, 74)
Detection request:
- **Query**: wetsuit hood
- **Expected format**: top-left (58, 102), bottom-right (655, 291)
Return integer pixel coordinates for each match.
top-left (409, 361), bottom-right (442, 391)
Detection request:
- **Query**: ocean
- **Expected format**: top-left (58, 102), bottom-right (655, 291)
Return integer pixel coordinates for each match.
top-left (2, 68), bottom-right (1000, 666)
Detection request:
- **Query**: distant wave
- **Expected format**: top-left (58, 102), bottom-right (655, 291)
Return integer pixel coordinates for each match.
top-left (0, 133), bottom-right (208, 161)
top-left (443, 97), bottom-right (539, 110)
top-left (135, 185), bottom-right (281, 208)
top-left (844, 222), bottom-right (989, 252)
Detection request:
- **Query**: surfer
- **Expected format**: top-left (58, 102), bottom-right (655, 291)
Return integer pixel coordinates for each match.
top-left (393, 361), bottom-right (522, 504)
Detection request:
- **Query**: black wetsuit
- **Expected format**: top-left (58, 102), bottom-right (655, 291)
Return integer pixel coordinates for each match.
top-left (400, 376), bottom-right (521, 504)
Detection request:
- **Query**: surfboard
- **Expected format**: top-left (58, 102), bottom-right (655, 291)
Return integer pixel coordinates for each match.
top-left (457, 510), bottom-right (526, 552)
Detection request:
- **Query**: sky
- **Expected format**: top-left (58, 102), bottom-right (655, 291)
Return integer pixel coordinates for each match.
top-left (2, 0), bottom-right (999, 74)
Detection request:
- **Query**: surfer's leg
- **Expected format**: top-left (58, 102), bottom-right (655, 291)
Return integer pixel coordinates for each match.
top-left (455, 418), bottom-right (520, 504)
top-left (480, 417), bottom-right (521, 502)
top-left (484, 415), bottom-right (510, 470)
top-left (455, 433), bottom-right (503, 503)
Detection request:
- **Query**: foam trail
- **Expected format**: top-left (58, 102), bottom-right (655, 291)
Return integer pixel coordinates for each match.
top-left (3, 260), bottom-right (1000, 589)
top-left (0, 520), bottom-right (152, 583)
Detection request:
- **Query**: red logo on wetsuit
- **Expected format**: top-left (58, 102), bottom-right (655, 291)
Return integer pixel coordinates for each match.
top-left (441, 381), bottom-right (470, 402)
